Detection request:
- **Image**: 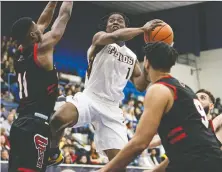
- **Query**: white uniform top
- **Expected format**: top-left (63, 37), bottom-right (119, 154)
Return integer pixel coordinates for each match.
top-left (85, 43), bottom-right (137, 103)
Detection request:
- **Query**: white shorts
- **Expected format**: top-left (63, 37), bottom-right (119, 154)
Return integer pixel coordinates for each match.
top-left (66, 91), bottom-right (128, 154)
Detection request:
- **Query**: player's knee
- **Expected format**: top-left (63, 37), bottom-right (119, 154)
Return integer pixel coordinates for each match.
top-left (50, 113), bottom-right (64, 131)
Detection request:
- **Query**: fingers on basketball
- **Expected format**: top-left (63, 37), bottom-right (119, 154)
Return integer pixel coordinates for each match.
top-left (144, 22), bottom-right (174, 45)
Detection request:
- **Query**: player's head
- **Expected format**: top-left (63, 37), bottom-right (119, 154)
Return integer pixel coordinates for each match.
top-left (143, 42), bottom-right (178, 80)
top-left (196, 89), bottom-right (215, 115)
top-left (100, 12), bottom-right (129, 33)
top-left (11, 17), bottom-right (43, 45)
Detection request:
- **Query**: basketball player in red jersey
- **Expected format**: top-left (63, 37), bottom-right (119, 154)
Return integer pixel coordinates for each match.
top-left (9, 2), bottom-right (73, 172)
top-left (147, 89), bottom-right (222, 172)
top-left (196, 89), bottom-right (222, 144)
top-left (99, 42), bottom-right (222, 172)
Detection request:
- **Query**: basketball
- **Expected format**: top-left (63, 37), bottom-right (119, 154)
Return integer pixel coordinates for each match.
top-left (144, 22), bottom-right (174, 45)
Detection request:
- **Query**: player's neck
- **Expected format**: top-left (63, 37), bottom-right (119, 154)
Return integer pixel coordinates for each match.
top-left (150, 70), bottom-right (171, 83)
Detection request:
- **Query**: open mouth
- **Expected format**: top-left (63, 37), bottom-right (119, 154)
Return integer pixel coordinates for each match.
top-left (112, 25), bottom-right (120, 30)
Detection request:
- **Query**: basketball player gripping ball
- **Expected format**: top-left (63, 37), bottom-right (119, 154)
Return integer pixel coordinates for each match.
top-left (9, 2), bottom-right (73, 172)
top-left (99, 42), bottom-right (222, 172)
top-left (49, 13), bottom-right (163, 161)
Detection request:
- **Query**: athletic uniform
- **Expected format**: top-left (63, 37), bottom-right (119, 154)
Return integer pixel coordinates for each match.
top-left (67, 43), bottom-right (137, 154)
top-left (9, 44), bottom-right (58, 172)
top-left (156, 76), bottom-right (222, 172)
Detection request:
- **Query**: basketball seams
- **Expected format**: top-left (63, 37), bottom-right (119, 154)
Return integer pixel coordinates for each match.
top-left (160, 33), bottom-right (172, 42)
top-left (152, 24), bottom-right (167, 41)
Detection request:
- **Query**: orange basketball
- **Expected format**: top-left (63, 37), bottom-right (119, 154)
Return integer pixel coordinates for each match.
top-left (144, 22), bottom-right (174, 45)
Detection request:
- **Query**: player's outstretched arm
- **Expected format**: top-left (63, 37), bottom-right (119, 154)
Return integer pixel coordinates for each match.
top-left (41, 1), bottom-right (73, 48)
top-left (93, 20), bottom-right (164, 46)
top-left (37, 1), bottom-right (58, 33)
top-left (99, 84), bottom-right (171, 172)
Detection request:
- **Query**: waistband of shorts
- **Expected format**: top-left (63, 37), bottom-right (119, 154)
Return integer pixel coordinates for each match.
top-left (18, 112), bottom-right (49, 121)
top-left (83, 90), bottom-right (120, 106)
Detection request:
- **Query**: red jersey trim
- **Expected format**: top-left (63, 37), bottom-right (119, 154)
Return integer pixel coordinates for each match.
top-left (33, 43), bottom-right (41, 67)
top-left (209, 120), bottom-right (215, 132)
top-left (17, 168), bottom-right (38, 172)
top-left (168, 126), bottom-right (183, 137)
top-left (157, 82), bottom-right (178, 100)
top-left (169, 132), bottom-right (187, 144)
top-left (160, 75), bottom-right (172, 79)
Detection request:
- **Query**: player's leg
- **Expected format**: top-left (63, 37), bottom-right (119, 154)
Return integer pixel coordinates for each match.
top-left (9, 117), bottom-right (49, 172)
top-left (94, 105), bottom-right (128, 161)
top-left (49, 92), bottom-right (92, 164)
top-left (50, 102), bottom-right (79, 149)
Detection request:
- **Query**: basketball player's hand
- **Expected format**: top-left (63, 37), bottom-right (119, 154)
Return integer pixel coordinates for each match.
top-left (142, 19), bottom-right (164, 33)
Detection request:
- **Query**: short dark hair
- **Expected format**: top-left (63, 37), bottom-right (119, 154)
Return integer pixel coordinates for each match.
top-left (11, 17), bottom-right (33, 43)
top-left (144, 41), bottom-right (178, 72)
top-left (99, 12), bottom-right (130, 31)
top-left (196, 89), bottom-right (215, 104)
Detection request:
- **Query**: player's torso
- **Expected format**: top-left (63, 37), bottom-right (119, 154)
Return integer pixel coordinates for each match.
top-left (157, 76), bottom-right (222, 161)
top-left (15, 44), bottom-right (58, 117)
top-left (85, 43), bottom-right (137, 102)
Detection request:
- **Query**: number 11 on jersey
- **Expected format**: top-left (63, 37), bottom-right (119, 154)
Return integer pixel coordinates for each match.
top-left (18, 72), bottom-right (28, 99)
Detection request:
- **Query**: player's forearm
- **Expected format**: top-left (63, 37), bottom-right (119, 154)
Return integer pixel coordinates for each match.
top-left (58, 1), bottom-right (73, 18)
top-left (37, 2), bottom-right (58, 28)
top-left (134, 72), bottom-right (150, 92)
top-left (101, 138), bottom-right (146, 172)
top-left (51, 1), bottom-right (73, 30)
top-left (112, 27), bottom-right (144, 42)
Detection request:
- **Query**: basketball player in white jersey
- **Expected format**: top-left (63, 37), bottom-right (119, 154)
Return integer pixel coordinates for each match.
top-left (49, 12), bottom-right (164, 160)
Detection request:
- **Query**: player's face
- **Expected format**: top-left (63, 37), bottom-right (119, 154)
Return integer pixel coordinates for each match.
top-left (143, 56), bottom-right (151, 82)
top-left (106, 14), bottom-right (126, 33)
top-left (196, 92), bottom-right (214, 114)
top-left (29, 22), bottom-right (43, 43)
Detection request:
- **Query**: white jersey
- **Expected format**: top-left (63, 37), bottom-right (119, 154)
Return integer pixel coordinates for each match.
top-left (85, 43), bottom-right (137, 103)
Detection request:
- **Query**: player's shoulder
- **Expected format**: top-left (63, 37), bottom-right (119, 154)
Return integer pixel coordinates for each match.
top-left (148, 83), bottom-right (172, 95)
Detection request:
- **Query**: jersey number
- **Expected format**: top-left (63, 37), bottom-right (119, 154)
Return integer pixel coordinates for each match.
top-left (126, 67), bottom-right (131, 79)
top-left (18, 72), bottom-right (28, 99)
top-left (193, 99), bottom-right (209, 128)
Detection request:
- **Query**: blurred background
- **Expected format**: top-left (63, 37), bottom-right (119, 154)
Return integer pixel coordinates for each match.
top-left (1, 1), bottom-right (222, 171)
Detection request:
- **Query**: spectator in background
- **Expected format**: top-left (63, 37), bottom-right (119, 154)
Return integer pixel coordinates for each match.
top-left (0, 135), bottom-right (10, 151)
top-left (3, 60), bottom-right (10, 74)
top-left (0, 104), bottom-right (9, 120)
top-left (1, 149), bottom-right (9, 161)
top-left (0, 128), bottom-right (10, 150)
top-left (150, 149), bottom-right (161, 165)
top-left (2, 91), bottom-right (14, 102)
top-left (77, 154), bottom-right (90, 165)
top-left (64, 154), bottom-right (73, 164)
top-left (90, 141), bottom-right (102, 164)
top-left (1, 112), bottom-right (14, 136)
top-left (126, 121), bottom-right (135, 140)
